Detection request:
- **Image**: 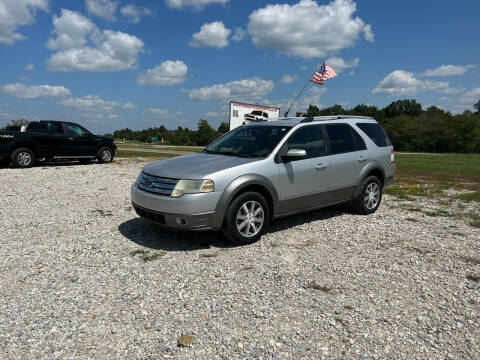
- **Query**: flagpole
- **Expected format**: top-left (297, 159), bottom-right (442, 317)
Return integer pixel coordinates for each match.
top-left (284, 65), bottom-right (319, 117)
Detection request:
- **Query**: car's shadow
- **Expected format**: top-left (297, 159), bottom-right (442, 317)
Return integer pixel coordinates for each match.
top-left (118, 205), bottom-right (350, 251)
top-left (118, 218), bottom-right (236, 251)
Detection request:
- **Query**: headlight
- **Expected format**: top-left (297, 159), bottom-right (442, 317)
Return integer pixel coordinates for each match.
top-left (171, 179), bottom-right (214, 197)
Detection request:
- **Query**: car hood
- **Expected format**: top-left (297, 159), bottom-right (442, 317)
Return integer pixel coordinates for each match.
top-left (142, 152), bottom-right (259, 179)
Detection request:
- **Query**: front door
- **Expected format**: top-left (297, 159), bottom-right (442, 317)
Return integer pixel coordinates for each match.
top-left (277, 125), bottom-right (331, 214)
top-left (62, 123), bottom-right (97, 157)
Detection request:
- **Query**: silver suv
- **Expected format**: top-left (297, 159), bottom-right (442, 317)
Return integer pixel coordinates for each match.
top-left (131, 116), bottom-right (395, 244)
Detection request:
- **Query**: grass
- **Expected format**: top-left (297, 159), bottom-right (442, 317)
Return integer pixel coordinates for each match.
top-left (395, 153), bottom-right (480, 177)
top-left (118, 145), bottom-right (203, 152)
top-left (117, 150), bottom-right (180, 159)
top-left (385, 153), bottom-right (480, 228)
top-left (385, 153), bottom-right (480, 202)
top-left (129, 249), bottom-right (166, 262)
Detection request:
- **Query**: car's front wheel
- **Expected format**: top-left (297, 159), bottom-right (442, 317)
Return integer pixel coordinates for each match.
top-left (353, 176), bottom-right (383, 214)
top-left (97, 147), bottom-right (114, 163)
top-left (223, 192), bottom-right (270, 244)
top-left (11, 148), bottom-right (35, 168)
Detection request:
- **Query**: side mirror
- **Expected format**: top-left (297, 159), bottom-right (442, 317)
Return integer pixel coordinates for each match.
top-left (282, 148), bottom-right (307, 161)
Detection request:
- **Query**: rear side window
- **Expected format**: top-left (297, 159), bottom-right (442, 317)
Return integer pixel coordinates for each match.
top-left (325, 124), bottom-right (356, 154)
top-left (26, 122), bottom-right (49, 133)
top-left (351, 128), bottom-right (367, 151)
top-left (356, 123), bottom-right (391, 147)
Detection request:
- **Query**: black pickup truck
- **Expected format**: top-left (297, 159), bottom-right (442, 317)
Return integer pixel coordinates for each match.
top-left (0, 120), bottom-right (117, 168)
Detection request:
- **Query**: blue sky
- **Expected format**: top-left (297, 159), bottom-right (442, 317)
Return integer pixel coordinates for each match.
top-left (1, 0), bottom-right (479, 133)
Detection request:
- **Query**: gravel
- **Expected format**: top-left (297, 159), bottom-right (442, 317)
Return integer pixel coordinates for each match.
top-left (0, 159), bottom-right (479, 359)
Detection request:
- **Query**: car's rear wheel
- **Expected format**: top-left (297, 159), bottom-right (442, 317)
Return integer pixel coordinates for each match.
top-left (223, 192), bottom-right (269, 244)
top-left (11, 148), bottom-right (35, 168)
top-left (353, 176), bottom-right (382, 214)
top-left (97, 147), bottom-right (114, 163)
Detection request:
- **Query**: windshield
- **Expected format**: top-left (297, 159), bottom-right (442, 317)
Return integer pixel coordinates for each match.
top-left (204, 125), bottom-right (291, 158)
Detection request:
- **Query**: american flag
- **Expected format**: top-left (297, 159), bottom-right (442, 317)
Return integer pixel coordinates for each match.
top-left (310, 62), bottom-right (337, 85)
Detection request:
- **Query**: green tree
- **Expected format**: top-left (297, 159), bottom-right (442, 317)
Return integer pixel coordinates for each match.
top-left (9, 118), bottom-right (29, 127)
top-left (305, 105), bottom-right (321, 117)
top-left (195, 119), bottom-right (217, 146)
top-left (217, 122), bottom-right (230, 134)
top-left (474, 99), bottom-right (480, 113)
top-left (384, 99), bottom-right (422, 118)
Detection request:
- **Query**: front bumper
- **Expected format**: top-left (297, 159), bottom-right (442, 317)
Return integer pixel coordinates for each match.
top-left (131, 183), bottom-right (222, 230)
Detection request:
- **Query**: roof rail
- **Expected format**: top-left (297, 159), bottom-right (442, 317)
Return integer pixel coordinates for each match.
top-left (300, 115), bottom-right (374, 123)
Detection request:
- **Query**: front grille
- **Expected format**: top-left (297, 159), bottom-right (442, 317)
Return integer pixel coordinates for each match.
top-left (133, 203), bottom-right (166, 224)
top-left (137, 172), bottom-right (178, 196)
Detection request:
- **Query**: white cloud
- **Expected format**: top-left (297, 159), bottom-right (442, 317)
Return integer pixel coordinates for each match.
top-left (280, 74), bottom-right (298, 84)
top-left (188, 77), bottom-right (274, 102)
top-left (189, 21), bottom-right (231, 48)
top-left (24, 63), bottom-right (35, 71)
top-left (460, 88), bottom-right (480, 105)
top-left (120, 4), bottom-right (153, 23)
top-left (1, 82), bottom-right (70, 99)
top-left (247, 0), bottom-right (373, 59)
top-left (136, 60), bottom-right (188, 86)
top-left (85, 0), bottom-right (118, 21)
top-left (422, 64), bottom-right (475, 77)
top-left (232, 27), bottom-right (246, 42)
top-left (372, 70), bottom-right (464, 96)
top-left (46, 9), bottom-right (96, 50)
top-left (46, 9), bottom-right (144, 72)
top-left (145, 108), bottom-right (169, 117)
top-left (325, 56), bottom-right (359, 73)
top-left (165, 0), bottom-right (228, 10)
top-left (265, 87), bottom-right (327, 115)
top-left (0, 0), bottom-right (49, 45)
top-left (59, 95), bottom-right (134, 114)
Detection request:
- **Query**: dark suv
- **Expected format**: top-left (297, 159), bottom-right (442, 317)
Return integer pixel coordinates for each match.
top-left (0, 120), bottom-right (116, 168)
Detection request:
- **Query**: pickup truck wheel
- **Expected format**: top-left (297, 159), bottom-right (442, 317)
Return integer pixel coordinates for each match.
top-left (97, 147), bottom-right (113, 163)
top-left (223, 192), bottom-right (269, 245)
top-left (353, 176), bottom-right (382, 214)
top-left (11, 148), bottom-right (35, 168)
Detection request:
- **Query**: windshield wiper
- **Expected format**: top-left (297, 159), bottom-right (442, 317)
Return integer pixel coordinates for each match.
top-left (203, 150), bottom-right (256, 158)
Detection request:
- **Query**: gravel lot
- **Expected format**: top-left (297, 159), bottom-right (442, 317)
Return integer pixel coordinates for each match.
top-left (1, 159), bottom-right (479, 359)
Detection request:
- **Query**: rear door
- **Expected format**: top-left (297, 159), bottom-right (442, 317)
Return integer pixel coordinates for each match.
top-left (277, 125), bottom-right (331, 214)
top-left (324, 124), bottom-right (367, 202)
top-left (25, 122), bottom-right (52, 157)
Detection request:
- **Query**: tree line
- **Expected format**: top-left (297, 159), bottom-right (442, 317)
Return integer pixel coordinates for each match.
top-left (113, 99), bottom-right (480, 153)
top-left (3, 99), bottom-right (480, 153)
top-left (303, 99), bottom-right (480, 153)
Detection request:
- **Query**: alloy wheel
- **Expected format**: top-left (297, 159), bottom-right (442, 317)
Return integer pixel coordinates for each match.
top-left (17, 151), bottom-right (32, 166)
top-left (236, 200), bottom-right (264, 238)
top-left (364, 182), bottom-right (380, 210)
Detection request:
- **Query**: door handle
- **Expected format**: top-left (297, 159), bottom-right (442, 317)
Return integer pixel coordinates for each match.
top-left (358, 156), bottom-right (367, 163)
top-left (315, 163), bottom-right (327, 171)
top-left (68, 137), bottom-right (74, 141)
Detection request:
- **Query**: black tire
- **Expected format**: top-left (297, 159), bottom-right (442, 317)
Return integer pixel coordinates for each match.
top-left (353, 176), bottom-right (383, 214)
top-left (96, 147), bottom-right (114, 163)
top-left (222, 191), bottom-right (270, 245)
top-left (11, 148), bottom-right (35, 168)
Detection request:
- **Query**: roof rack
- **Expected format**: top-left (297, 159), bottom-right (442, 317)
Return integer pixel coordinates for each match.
top-left (300, 115), bottom-right (374, 123)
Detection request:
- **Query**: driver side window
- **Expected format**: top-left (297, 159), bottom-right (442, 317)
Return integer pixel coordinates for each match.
top-left (65, 124), bottom-right (88, 137)
top-left (287, 126), bottom-right (326, 159)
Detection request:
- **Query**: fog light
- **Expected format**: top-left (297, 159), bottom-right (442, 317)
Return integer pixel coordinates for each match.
top-left (176, 217), bottom-right (187, 226)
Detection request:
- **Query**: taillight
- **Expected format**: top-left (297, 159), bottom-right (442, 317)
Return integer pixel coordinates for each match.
top-left (390, 149), bottom-right (395, 164)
